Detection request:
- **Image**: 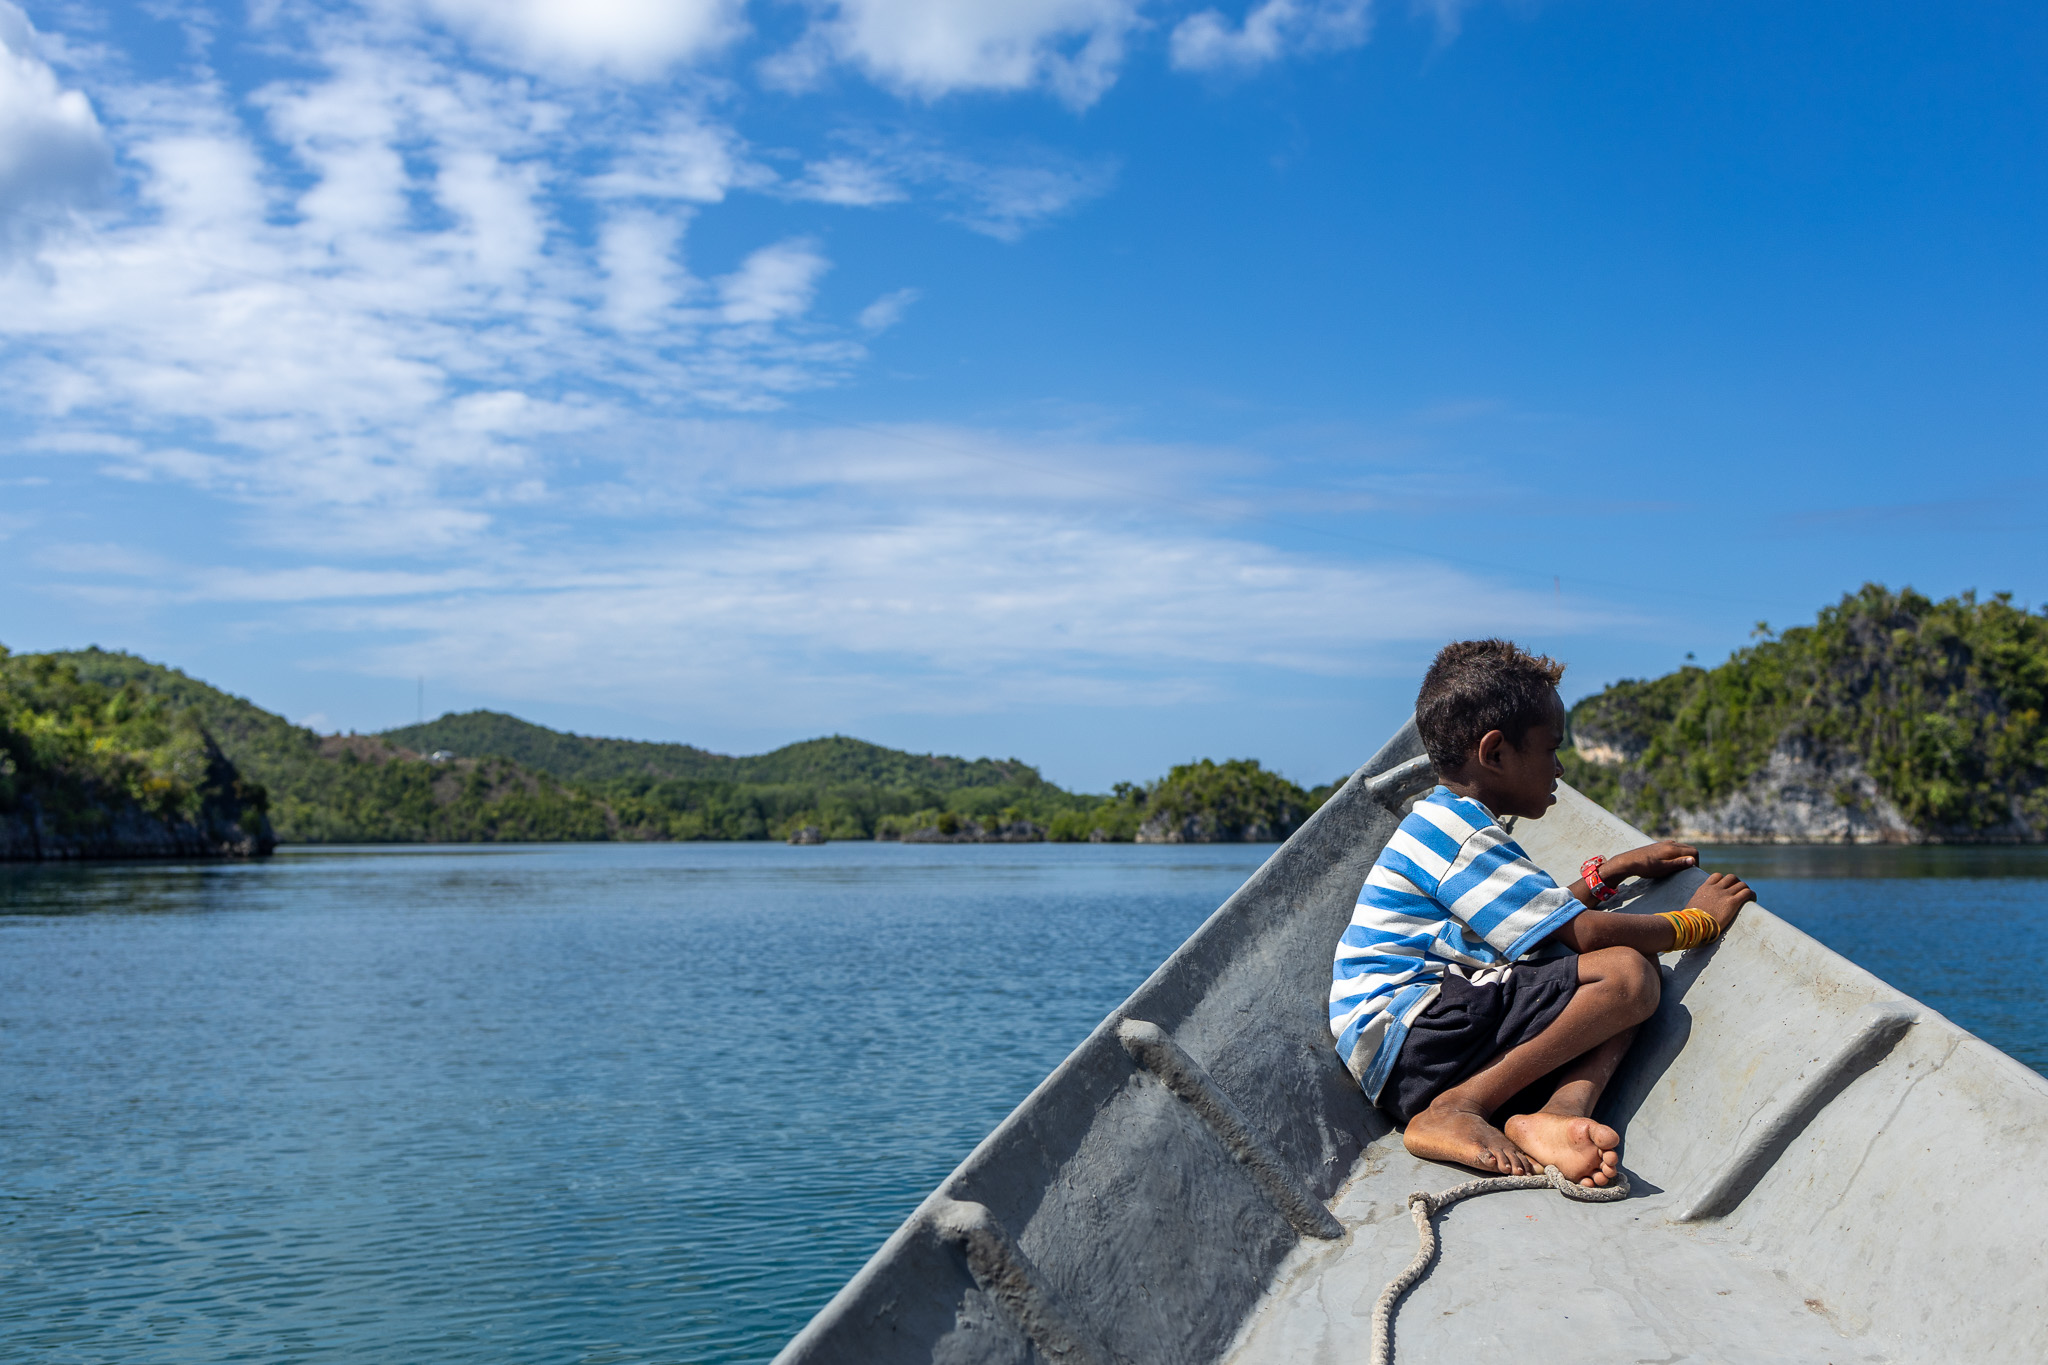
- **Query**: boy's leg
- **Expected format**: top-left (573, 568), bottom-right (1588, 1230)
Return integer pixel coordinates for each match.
top-left (1401, 946), bottom-right (1659, 1186)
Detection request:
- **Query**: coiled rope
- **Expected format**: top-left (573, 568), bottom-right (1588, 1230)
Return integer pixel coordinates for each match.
top-left (1369, 1164), bottom-right (1631, 1365)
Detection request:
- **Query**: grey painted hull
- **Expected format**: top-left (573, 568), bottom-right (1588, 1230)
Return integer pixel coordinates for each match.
top-left (775, 723), bottom-right (2048, 1364)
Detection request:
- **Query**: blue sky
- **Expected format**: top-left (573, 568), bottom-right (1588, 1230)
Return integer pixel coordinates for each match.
top-left (2, 0), bottom-right (2043, 791)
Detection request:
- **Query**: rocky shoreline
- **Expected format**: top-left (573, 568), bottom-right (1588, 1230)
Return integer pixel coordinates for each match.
top-left (1, 800), bottom-right (274, 860)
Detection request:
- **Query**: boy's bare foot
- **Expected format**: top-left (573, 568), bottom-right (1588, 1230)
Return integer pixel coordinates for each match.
top-left (1403, 1101), bottom-right (1537, 1176)
top-left (1503, 1110), bottom-right (1621, 1186)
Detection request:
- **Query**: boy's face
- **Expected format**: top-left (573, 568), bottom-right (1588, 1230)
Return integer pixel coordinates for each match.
top-left (1491, 691), bottom-right (1569, 819)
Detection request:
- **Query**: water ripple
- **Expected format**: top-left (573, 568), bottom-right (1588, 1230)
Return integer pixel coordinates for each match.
top-left (0, 844), bottom-right (1263, 1363)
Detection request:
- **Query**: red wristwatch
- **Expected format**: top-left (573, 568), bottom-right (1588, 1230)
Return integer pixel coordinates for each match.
top-left (1580, 855), bottom-right (1618, 904)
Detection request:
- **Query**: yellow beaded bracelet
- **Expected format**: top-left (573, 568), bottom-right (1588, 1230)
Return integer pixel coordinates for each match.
top-left (1656, 907), bottom-right (1721, 952)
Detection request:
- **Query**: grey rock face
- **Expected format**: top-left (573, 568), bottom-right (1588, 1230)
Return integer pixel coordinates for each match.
top-left (0, 800), bottom-right (273, 860)
top-left (1662, 741), bottom-right (1916, 844)
top-left (1, 727), bottom-right (275, 861)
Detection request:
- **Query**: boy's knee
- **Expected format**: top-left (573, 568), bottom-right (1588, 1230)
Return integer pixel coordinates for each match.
top-left (1587, 945), bottom-right (1660, 1019)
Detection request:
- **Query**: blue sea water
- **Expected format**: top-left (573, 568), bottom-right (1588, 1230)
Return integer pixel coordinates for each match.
top-left (2, 840), bottom-right (2044, 1363)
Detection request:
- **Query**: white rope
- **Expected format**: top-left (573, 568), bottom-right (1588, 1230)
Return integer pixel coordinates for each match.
top-left (1368, 1164), bottom-right (1631, 1365)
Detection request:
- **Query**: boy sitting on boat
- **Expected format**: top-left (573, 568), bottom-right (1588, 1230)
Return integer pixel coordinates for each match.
top-left (1329, 639), bottom-right (1754, 1187)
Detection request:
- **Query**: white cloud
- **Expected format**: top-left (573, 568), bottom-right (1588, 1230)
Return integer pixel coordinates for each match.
top-left (0, 20), bottom-right (856, 552)
top-left (0, 1), bottom-right (113, 250)
top-left (1170, 0), bottom-right (1372, 72)
top-left (787, 154), bottom-right (904, 207)
top-left (718, 239), bottom-right (829, 324)
top-left (588, 113), bottom-right (767, 201)
top-left (786, 0), bottom-right (1144, 108)
top-left (24, 396), bottom-right (1627, 737)
top-left (408, 0), bottom-right (747, 79)
top-left (305, 424), bottom-right (1620, 723)
top-left (599, 209), bottom-right (690, 331)
top-left (857, 286), bottom-right (918, 333)
top-left (435, 150), bottom-right (548, 280)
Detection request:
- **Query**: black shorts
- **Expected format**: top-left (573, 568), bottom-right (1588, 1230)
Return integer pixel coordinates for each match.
top-left (1378, 954), bottom-right (1581, 1126)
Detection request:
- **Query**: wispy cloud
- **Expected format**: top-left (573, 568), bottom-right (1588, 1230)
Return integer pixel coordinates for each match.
top-left (857, 287), bottom-right (919, 332)
top-left (0, 14), bottom-right (857, 552)
top-left (33, 418), bottom-right (1624, 726)
top-left (718, 238), bottom-right (830, 323)
top-left (784, 154), bottom-right (905, 207)
top-left (1171, 0), bottom-right (1373, 73)
top-left (787, 129), bottom-right (1115, 239)
top-left (0, 5), bottom-right (1142, 567)
top-left (586, 112), bottom-right (770, 201)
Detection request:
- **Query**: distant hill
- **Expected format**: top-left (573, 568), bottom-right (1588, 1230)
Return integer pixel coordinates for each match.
top-left (378, 712), bottom-right (1052, 791)
top-left (46, 650), bottom-right (610, 843)
top-left (56, 646), bottom-right (325, 781)
top-left (29, 647), bottom-right (1338, 845)
top-left (34, 650), bottom-right (1110, 842)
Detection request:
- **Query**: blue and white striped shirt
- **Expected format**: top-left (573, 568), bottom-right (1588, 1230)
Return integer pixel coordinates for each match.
top-left (1329, 787), bottom-right (1583, 1103)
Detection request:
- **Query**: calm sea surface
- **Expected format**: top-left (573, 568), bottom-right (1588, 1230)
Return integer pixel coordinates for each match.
top-left (3, 840), bottom-right (2044, 1363)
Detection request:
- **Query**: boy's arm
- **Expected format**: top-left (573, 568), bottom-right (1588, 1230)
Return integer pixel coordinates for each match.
top-left (1546, 870), bottom-right (1757, 953)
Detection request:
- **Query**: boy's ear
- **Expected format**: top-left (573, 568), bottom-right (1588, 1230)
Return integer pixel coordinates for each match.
top-left (1474, 728), bottom-right (1507, 768)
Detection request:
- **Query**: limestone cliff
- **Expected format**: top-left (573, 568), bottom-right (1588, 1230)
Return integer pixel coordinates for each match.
top-left (1572, 735), bottom-right (1917, 844)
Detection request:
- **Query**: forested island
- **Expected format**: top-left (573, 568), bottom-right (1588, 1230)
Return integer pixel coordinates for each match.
top-left (6, 584), bottom-right (2044, 859)
top-left (1563, 585), bottom-right (2048, 843)
top-left (0, 647), bottom-right (1341, 856)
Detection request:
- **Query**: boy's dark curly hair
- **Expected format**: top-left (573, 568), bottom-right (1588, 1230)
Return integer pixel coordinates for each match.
top-left (1415, 639), bottom-right (1567, 773)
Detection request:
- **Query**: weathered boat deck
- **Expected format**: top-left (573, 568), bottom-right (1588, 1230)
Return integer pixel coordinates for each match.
top-left (1230, 1135), bottom-right (1884, 1364)
top-left (777, 721), bottom-right (2048, 1365)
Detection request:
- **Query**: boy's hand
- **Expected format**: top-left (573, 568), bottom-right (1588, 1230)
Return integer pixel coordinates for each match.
top-left (1607, 841), bottom-right (1699, 882)
top-left (1688, 871), bottom-right (1756, 933)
